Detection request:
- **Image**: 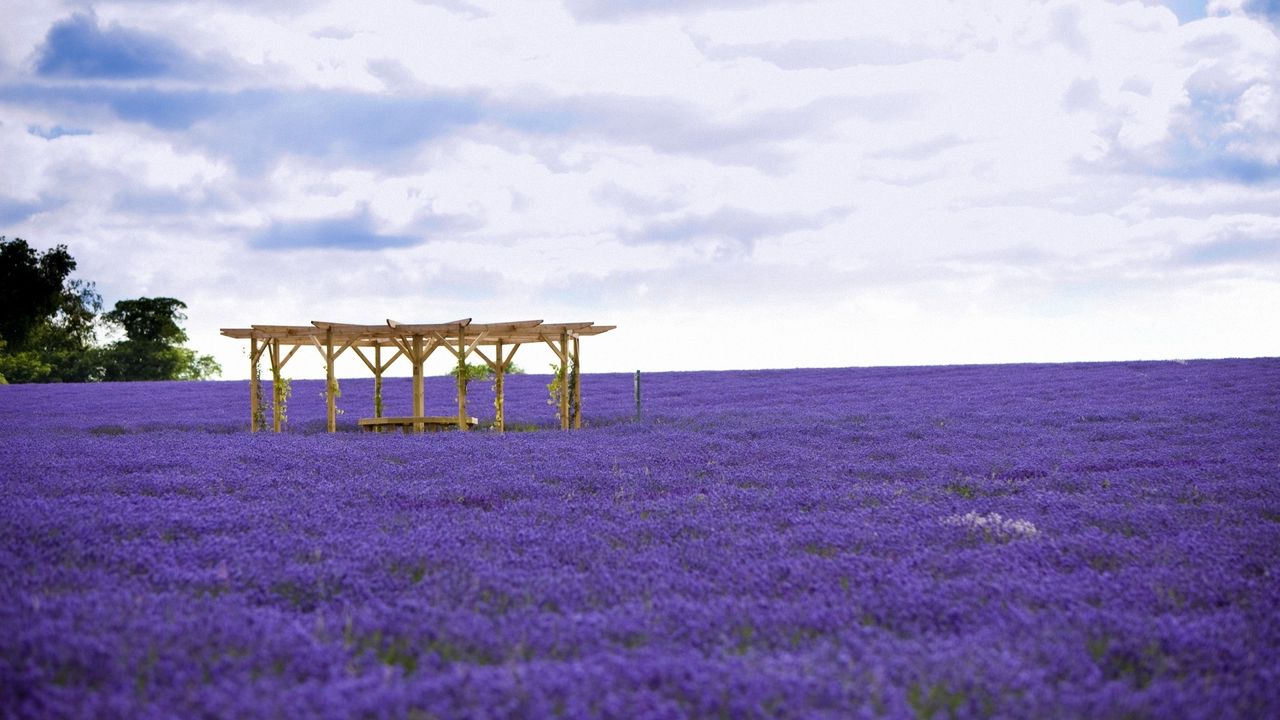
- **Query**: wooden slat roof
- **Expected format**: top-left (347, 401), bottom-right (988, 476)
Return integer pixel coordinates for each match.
top-left (220, 319), bottom-right (614, 346)
top-left (385, 318), bottom-right (471, 334)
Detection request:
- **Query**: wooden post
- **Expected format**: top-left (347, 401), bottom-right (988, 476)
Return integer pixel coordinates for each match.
top-left (271, 339), bottom-right (283, 433)
top-left (494, 340), bottom-right (505, 433)
top-left (373, 345), bottom-right (383, 419)
top-left (412, 335), bottom-right (424, 433)
top-left (571, 334), bottom-right (581, 429)
top-left (634, 369), bottom-right (641, 422)
top-left (456, 329), bottom-right (468, 431)
top-left (559, 328), bottom-right (569, 430)
top-left (325, 328), bottom-right (336, 433)
top-left (249, 337), bottom-right (261, 432)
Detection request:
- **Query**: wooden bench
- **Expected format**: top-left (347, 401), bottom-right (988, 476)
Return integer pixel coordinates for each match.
top-left (358, 416), bottom-right (479, 433)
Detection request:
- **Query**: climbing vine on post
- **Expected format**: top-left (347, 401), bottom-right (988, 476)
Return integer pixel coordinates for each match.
top-left (546, 362), bottom-right (562, 423)
top-left (272, 368), bottom-right (291, 430)
top-left (490, 362), bottom-right (522, 413)
top-left (251, 353), bottom-right (265, 432)
top-left (568, 355), bottom-right (579, 428)
top-left (325, 376), bottom-right (343, 416)
top-left (545, 358), bottom-right (575, 428)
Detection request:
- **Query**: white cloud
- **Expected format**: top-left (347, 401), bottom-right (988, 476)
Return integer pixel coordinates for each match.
top-left (0, 0), bottom-right (1276, 380)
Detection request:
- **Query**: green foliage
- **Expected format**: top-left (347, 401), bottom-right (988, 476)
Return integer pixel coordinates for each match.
top-left (1, 239), bottom-right (105, 382)
top-left (104, 297), bottom-right (189, 345)
top-left (40, 279), bottom-right (102, 349)
top-left (24, 278), bottom-right (106, 382)
top-left (325, 376), bottom-right (343, 416)
top-left (450, 361), bottom-right (525, 381)
top-left (0, 350), bottom-right (54, 383)
top-left (907, 681), bottom-right (967, 719)
top-left (274, 375), bottom-right (292, 426)
top-left (99, 297), bottom-right (220, 381)
top-left (547, 363), bottom-right (563, 418)
top-left (454, 361), bottom-right (526, 419)
top-left (0, 237), bottom-right (76, 350)
top-left (449, 362), bottom-right (492, 384)
top-left (179, 351), bottom-right (222, 381)
top-left (252, 358), bottom-right (266, 430)
top-left (1, 241), bottom-right (219, 383)
top-left (546, 360), bottom-right (575, 423)
top-left (99, 341), bottom-right (221, 382)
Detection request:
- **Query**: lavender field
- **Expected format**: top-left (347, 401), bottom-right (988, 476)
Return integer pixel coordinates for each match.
top-left (1, 359), bottom-right (1278, 719)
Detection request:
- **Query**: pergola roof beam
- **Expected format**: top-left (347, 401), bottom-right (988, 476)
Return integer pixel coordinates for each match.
top-left (222, 321), bottom-right (614, 345)
top-left (386, 318), bottom-right (471, 334)
top-left (464, 320), bottom-right (544, 334)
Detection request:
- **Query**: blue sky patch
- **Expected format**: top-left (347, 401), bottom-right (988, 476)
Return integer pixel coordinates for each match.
top-left (35, 12), bottom-right (205, 80)
top-left (0, 197), bottom-right (52, 226)
top-left (1164, 0), bottom-right (1207, 23)
top-left (0, 84), bottom-right (226, 131)
top-left (251, 212), bottom-right (422, 251)
top-left (1244, 0), bottom-right (1280, 20)
top-left (28, 125), bottom-right (93, 139)
top-left (1, 84), bottom-right (488, 166)
top-left (1180, 235), bottom-right (1279, 265)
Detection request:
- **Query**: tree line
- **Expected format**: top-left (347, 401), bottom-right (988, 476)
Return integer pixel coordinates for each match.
top-left (0, 237), bottom-right (220, 384)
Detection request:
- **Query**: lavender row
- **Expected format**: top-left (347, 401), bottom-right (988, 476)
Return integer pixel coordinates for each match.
top-left (1, 358), bottom-right (1278, 717)
top-left (0, 359), bottom-right (1267, 434)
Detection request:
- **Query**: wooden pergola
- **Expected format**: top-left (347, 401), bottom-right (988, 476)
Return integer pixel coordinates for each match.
top-left (219, 319), bottom-right (615, 433)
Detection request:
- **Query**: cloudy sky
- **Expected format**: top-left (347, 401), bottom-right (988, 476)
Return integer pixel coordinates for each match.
top-left (1, 0), bottom-right (1277, 379)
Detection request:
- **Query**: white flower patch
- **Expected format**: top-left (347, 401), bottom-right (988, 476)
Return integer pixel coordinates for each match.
top-left (943, 511), bottom-right (1041, 540)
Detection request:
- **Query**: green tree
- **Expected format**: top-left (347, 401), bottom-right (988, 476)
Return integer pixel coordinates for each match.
top-left (0, 239), bottom-right (219, 383)
top-left (0, 237), bottom-right (102, 383)
top-left (0, 237), bottom-right (76, 350)
top-left (99, 297), bottom-right (221, 381)
top-left (104, 297), bottom-right (188, 345)
top-left (22, 279), bottom-right (105, 382)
